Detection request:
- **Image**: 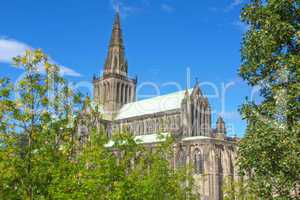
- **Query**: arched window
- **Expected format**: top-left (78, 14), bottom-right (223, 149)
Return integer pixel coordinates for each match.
top-left (166, 117), bottom-right (170, 130)
top-left (146, 120), bottom-right (150, 133)
top-left (124, 85), bottom-right (128, 103)
top-left (103, 83), bottom-right (106, 102)
top-left (139, 121), bottom-right (144, 135)
top-left (159, 118), bottom-right (164, 131)
top-left (121, 84), bottom-right (124, 103)
top-left (155, 119), bottom-right (160, 133)
top-left (128, 86), bottom-right (132, 102)
top-left (172, 116), bottom-right (176, 129)
top-left (176, 148), bottom-right (186, 168)
top-left (176, 116), bottom-right (180, 129)
top-left (217, 152), bottom-right (223, 174)
top-left (193, 149), bottom-right (204, 174)
top-left (116, 82), bottom-right (120, 103)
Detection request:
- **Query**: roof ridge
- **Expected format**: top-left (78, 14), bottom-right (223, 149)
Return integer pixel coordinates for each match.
top-left (123, 88), bottom-right (193, 106)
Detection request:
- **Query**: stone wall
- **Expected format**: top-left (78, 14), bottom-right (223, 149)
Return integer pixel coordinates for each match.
top-left (173, 138), bottom-right (237, 200)
top-left (93, 74), bottom-right (136, 117)
top-left (112, 110), bottom-right (181, 136)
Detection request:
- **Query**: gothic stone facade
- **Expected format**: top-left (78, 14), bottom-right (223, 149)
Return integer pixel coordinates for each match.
top-left (83, 12), bottom-right (238, 200)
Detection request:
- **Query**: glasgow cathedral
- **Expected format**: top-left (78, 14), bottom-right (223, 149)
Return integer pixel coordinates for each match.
top-left (78, 12), bottom-right (238, 200)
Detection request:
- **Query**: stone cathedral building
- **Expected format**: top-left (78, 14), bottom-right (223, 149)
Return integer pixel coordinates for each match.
top-left (80, 12), bottom-right (238, 200)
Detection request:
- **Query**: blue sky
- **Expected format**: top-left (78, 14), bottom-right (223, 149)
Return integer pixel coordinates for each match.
top-left (0, 0), bottom-right (253, 136)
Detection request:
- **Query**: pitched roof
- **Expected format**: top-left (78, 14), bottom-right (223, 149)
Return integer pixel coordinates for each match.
top-left (115, 89), bottom-right (193, 120)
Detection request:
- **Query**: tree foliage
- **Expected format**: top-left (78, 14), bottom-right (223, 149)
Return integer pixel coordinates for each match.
top-left (50, 131), bottom-right (196, 200)
top-left (237, 0), bottom-right (300, 199)
top-left (0, 49), bottom-right (83, 199)
top-left (223, 178), bottom-right (257, 200)
top-left (0, 49), bottom-right (195, 199)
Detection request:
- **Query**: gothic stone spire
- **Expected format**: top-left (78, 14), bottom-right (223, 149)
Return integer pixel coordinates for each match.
top-left (104, 11), bottom-right (128, 76)
top-left (110, 11), bottom-right (123, 47)
top-left (93, 12), bottom-right (136, 118)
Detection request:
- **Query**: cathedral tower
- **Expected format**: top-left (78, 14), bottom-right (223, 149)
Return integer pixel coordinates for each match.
top-left (93, 12), bottom-right (137, 118)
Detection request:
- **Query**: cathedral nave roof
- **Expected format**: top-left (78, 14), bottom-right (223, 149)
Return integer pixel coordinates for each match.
top-left (115, 89), bottom-right (193, 120)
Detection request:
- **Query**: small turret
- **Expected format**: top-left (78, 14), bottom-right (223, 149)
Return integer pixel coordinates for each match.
top-left (216, 116), bottom-right (226, 139)
top-left (181, 88), bottom-right (192, 136)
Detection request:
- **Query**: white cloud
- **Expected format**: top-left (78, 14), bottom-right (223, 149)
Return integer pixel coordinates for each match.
top-left (0, 38), bottom-right (31, 63)
top-left (59, 65), bottom-right (81, 77)
top-left (161, 4), bottom-right (175, 13)
top-left (0, 37), bottom-right (81, 77)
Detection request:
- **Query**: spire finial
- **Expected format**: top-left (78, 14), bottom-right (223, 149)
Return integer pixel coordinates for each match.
top-left (114, 9), bottom-right (121, 28)
top-left (191, 78), bottom-right (202, 97)
top-left (115, 3), bottom-right (120, 14)
top-left (193, 78), bottom-right (200, 89)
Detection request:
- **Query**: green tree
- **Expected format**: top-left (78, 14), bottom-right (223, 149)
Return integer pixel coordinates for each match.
top-left (0, 49), bottom-right (196, 199)
top-left (237, 0), bottom-right (300, 199)
top-left (223, 178), bottom-right (257, 200)
top-left (50, 128), bottom-right (196, 200)
top-left (0, 49), bottom-right (83, 199)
